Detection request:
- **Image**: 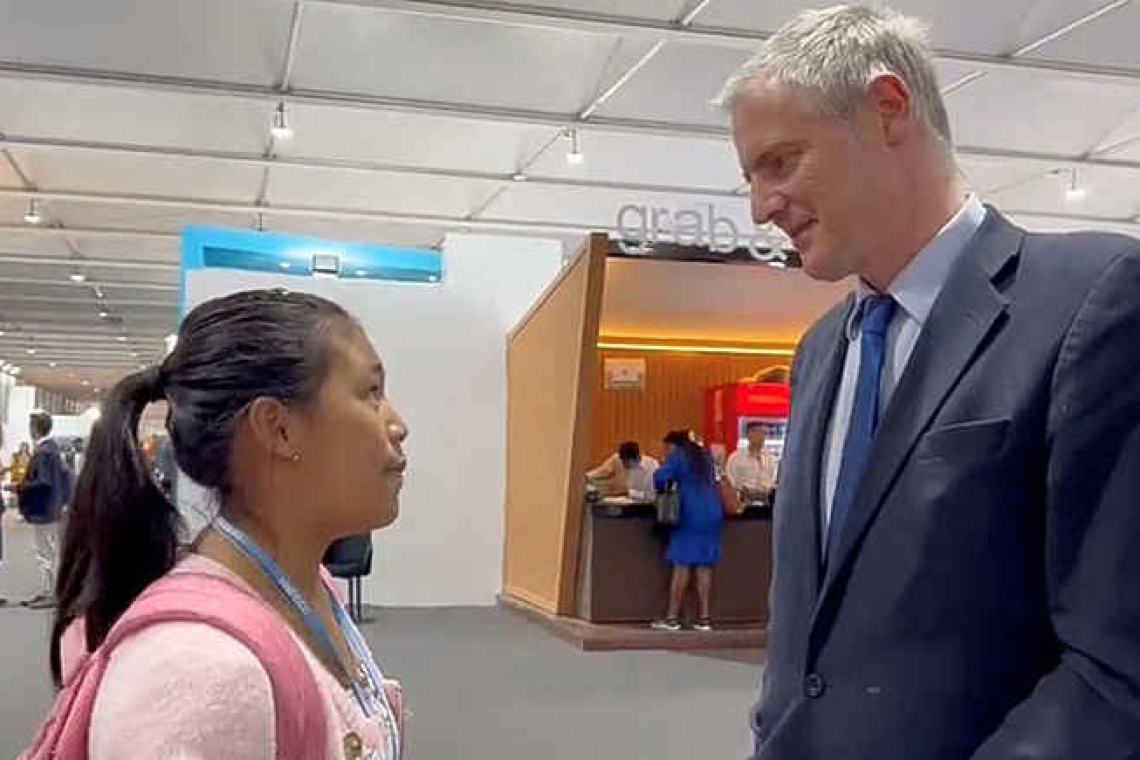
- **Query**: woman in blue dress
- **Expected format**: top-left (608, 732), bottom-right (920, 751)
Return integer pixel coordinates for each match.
top-left (651, 430), bottom-right (724, 631)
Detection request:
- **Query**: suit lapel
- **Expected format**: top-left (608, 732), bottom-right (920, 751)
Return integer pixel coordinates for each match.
top-left (789, 295), bottom-right (853, 600)
top-left (812, 209), bottom-right (1023, 614)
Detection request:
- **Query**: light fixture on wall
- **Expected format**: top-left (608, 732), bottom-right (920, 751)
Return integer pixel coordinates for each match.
top-left (271, 101), bottom-right (294, 140)
top-left (1065, 168), bottom-right (1087, 201)
top-left (564, 128), bottom-right (584, 165)
top-left (24, 198), bottom-right (42, 224)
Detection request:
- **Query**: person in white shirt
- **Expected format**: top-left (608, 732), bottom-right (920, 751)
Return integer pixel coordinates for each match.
top-left (586, 441), bottom-right (659, 500)
top-left (725, 422), bottom-right (776, 503)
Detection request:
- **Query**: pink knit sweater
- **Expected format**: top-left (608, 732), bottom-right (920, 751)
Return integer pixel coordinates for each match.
top-left (61, 554), bottom-right (401, 759)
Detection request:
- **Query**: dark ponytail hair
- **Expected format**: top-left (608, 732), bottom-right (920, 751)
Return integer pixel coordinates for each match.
top-left (663, 429), bottom-right (714, 485)
top-left (51, 289), bottom-right (353, 686)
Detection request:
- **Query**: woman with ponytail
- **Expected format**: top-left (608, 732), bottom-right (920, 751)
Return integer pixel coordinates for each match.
top-left (33, 289), bottom-right (409, 759)
top-left (651, 430), bottom-right (725, 632)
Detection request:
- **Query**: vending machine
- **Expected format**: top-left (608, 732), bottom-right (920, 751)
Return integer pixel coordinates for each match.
top-left (705, 381), bottom-right (790, 474)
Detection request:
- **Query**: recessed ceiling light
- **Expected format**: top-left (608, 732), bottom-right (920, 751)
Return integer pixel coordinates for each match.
top-left (26, 348), bottom-right (36, 355)
top-left (117, 336), bottom-right (128, 342)
top-left (70, 272), bottom-right (86, 283)
top-left (99, 310), bottom-right (109, 318)
top-left (48, 362), bottom-right (58, 368)
top-left (81, 380), bottom-right (90, 386)
top-left (512, 172), bottom-right (528, 182)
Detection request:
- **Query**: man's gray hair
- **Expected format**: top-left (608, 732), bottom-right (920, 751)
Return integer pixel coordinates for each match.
top-left (714, 5), bottom-right (952, 148)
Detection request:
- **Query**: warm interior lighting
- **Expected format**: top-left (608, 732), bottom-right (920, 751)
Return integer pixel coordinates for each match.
top-left (597, 340), bottom-right (795, 357)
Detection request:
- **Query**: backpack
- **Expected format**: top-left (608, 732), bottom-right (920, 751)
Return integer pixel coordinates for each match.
top-left (19, 571), bottom-right (329, 759)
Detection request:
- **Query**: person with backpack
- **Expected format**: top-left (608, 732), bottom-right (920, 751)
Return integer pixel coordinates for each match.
top-left (23, 290), bottom-right (409, 759)
top-left (13, 411), bottom-right (71, 609)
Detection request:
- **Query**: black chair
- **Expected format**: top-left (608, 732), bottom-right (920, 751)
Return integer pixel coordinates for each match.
top-left (322, 534), bottom-right (373, 623)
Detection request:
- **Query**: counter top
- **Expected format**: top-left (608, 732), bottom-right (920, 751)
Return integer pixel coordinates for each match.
top-left (587, 500), bottom-right (772, 520)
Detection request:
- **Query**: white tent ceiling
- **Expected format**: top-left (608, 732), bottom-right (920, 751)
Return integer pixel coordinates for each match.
top-left (2, 0), bottom-right (1140, 399)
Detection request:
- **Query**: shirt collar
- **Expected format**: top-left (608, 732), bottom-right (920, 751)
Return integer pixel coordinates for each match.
top-left (847, 194), bottom-right (987, 339)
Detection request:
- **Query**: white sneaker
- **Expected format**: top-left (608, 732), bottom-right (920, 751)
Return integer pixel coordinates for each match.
top-left (693, 620), bottom-right (713, 632)
top-left (651, 618), bottom-right (681, 631)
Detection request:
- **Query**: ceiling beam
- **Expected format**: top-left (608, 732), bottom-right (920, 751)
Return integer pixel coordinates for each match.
top-left (0, 294), bottom-right (172, 308)
top-left (301, 0), bottom-right (1140, 86)
top-left (0, 135), bottom-right (742, 197)
top-left (4, 48), bottom-right (1140, 151)
top-left (0, 275), bottom-right (178, 291)
top-left (7, 125), bottom-right (1140, 206)
top-left (1, 176), bottom-right (1139, 246)
top-left (0, 252), bottom-right (177, 271)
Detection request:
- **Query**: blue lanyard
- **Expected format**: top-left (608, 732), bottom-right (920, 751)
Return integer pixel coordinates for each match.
top-left (214, 517), bottom-right (400, 758)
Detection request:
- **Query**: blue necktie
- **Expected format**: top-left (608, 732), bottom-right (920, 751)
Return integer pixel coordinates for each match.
top-left (826, 294), bottom-right (896, 565)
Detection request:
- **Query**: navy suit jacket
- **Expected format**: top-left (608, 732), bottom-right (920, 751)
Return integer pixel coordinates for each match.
top-left (19, 438), bottom-right (70, 524)
top-left (752, 209), bottom-right (1140, 759)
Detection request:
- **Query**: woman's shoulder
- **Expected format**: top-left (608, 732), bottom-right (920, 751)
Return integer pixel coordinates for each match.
top-left (90, 620), bottom-right (276, 759)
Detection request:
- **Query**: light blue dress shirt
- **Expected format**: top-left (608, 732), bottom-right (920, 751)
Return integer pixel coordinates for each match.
top-left (819, 195), bottom-right (987, 556)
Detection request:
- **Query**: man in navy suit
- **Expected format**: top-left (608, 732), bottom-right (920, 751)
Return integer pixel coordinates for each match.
top-left (716, 5), bottom-right (1140, 758)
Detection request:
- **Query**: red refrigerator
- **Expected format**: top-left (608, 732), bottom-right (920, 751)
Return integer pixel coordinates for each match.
top-left (705, 381), bottom-right (791, 475)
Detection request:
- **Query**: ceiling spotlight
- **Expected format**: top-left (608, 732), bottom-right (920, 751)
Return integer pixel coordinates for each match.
top-left (99, 310), bottom-right (109, 318)
top-left (24, 198), bottom-right (42, 224)
top-left (117, 335), bottom-right (128, 342)
top-left (271, 101), bottom-right (294, 140)
top-left (70, 272), bottom-right (87, 283)
top-left (1065, 168), bottom-right (1087, 201)
top-left (81, 379), bottom-right (90, 386)
top-left (564, 128), bottom-right (584, 165)
top-left (512, 172), bottom-right (528, 182)
top-left (49, 362), bottom-right (58, 368)
top-left (26, 348), bottom-right (36, 355)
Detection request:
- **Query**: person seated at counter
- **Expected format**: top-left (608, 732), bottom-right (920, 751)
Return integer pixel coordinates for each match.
top-left (651, 430), bottom-right (724, 632)
top-left (586, 441), bottom-right (659, 500)
top-left (725, 422), bottom-right (777, 504)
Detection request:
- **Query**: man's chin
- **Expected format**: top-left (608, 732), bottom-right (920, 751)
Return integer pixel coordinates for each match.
top-left (800, 254), bottom-right (843, 282)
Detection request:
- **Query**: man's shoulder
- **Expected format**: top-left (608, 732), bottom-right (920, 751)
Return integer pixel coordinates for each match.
top-left (1018, 227), bottom-right (1140, 284)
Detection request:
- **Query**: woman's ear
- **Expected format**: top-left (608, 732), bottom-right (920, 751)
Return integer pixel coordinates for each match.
top-left (245, 397), bottom-right (304, 462)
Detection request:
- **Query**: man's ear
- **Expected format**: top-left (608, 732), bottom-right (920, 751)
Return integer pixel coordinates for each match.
top-left (863, 72), bottom-right (915, 147)
top-left (245, 397), bottom-right (304, 462)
